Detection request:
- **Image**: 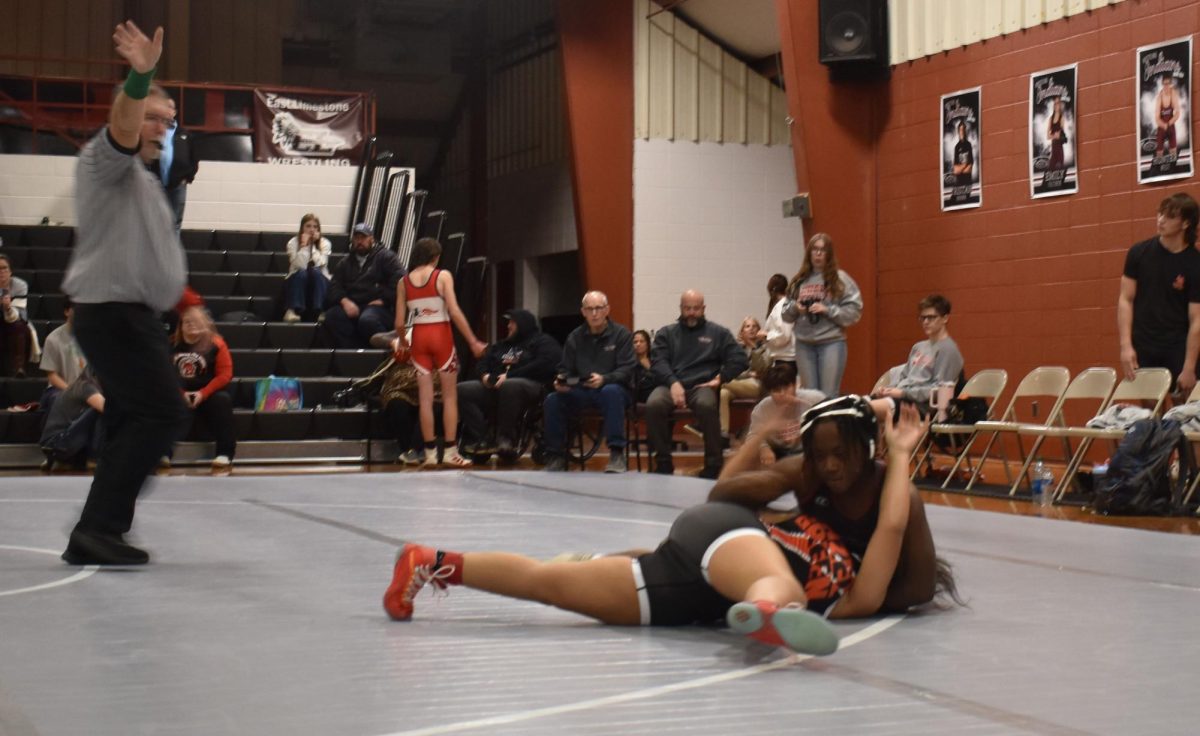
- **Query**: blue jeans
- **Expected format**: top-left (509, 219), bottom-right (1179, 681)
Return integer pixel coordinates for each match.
top-left (42, 408), bottom-right (105, 464)
top-left (322, 303), bottom-right (393, 349)
top-left (286, 268), bottom-right (329, 313)
top-left (543, 384), bottom-right (631, 455)
top-left (795, 339), bottom-right (847, 397)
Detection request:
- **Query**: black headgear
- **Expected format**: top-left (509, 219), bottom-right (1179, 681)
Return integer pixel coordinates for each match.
top-left (799, 394), bottom-right (878, 458)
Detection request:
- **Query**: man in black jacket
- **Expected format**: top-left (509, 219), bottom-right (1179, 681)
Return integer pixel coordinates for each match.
top-left (322, 223), bottom-right (404, 349)
top-left (459, 308), bottom-right (562, 464)
top-left (647, 289), bottom-right (748, 479)
top-left (159, 95), bottom-right (198, 232)
top-left (543, 291), bottom-right (635, 473)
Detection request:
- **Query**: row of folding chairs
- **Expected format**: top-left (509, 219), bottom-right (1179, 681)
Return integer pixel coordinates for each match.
top-left (914, 366), bottom-right (1175, 502)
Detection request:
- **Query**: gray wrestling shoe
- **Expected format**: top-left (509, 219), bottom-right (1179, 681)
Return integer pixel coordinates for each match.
top-left (726, 601), bottom-right (839, 656)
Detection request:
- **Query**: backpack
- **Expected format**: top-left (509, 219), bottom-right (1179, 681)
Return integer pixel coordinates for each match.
top-left (255, 376), bottom-right (303, 412)
top-left (1091, 418), bottom-right (1191, 516)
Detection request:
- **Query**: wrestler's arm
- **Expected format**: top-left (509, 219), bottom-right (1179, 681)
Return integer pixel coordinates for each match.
top-left (708, 452), bottom-right (812, 510)
top-left (828, 403), bottom-right (926, 619)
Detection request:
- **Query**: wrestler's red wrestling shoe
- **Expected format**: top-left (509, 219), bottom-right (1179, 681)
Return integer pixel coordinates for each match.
top-left (383, 544), bottom-right (456, 621)
top-left (726, 600), bottom-right (839, 656)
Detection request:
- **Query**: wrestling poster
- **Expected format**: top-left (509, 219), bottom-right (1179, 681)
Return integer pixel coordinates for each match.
top-left (941, 87), bottom-right (982, 211)
top-left (1030, 64), bottom-right (1078, 198)
top-left (253, 90), bottom-right (366, 165)
top-left (1137, 37), bottom-right (1192, 184)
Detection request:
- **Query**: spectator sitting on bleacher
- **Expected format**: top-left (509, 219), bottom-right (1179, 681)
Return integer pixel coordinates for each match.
top-left (459, 309), bottom-right (562, 464)
top-left (323, 223), bottom-right (403, 349)
top-left (283, 213), bottom-right (332, 323)
top-left (39, 365), bottom-right (105, 472)
top-left (646, 290), bottom-right (748, 479)
top-left (0, 254), bottom-right (32, 377)
top-left (743, 363), bottom-right (826, 467)
top-left (378, 357), bottom-right (435, 467)
top-left (871, 294), bottom-right (963, 407)
top-left (38, 299), bottom-right (87, 416)
top-left (168, 305), bottom-right (235, 471)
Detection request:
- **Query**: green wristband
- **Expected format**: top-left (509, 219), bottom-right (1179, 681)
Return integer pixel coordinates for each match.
top-left (122, 67), bottom-right (156, 100)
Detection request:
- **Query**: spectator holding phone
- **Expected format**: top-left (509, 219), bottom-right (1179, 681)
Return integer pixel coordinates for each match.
top-left (282, 213), bottom-right (332, 322)
top-left (542, 291), bottom-right (636, 473)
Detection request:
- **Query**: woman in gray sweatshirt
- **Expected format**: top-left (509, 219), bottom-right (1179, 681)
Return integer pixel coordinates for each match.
top-left (781, 233), bottom-right (863, 397)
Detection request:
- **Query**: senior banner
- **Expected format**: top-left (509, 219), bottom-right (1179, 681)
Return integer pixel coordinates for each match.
top-left (253, 90), bottom-right (366, 166)
top-left (1137, 37), bottom-right (1192, 184)
top-left (940, 87), bottom-right (981, 211)
top-left (1030, 64), bottom-right (1078, 199)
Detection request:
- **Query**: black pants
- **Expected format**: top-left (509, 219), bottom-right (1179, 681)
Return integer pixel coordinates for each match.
top-left (180, 390), bottom-right (236, 459)
top-left (72, 303), bottom-right (187, 536)
top-left (457, 378), bottom-right (544, 446)
top-left (1135, 342), bottom-right (1200, 393)
top-left (645, 384), bottom-right (722, 467)
top-left (382, 400), bottom-right (425, 452)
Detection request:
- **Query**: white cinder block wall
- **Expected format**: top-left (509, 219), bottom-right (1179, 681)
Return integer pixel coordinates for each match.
top-left (0, 155), bottom-right (387, 233)
top-left (633, 139), bottom-right (805, 336)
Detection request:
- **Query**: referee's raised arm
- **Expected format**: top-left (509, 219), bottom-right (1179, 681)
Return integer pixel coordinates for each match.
top-left (108, 21), bottom-right (164, 149)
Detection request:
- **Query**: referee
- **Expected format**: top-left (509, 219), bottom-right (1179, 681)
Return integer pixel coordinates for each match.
top-left (60, 21), bottom-right (187, 565)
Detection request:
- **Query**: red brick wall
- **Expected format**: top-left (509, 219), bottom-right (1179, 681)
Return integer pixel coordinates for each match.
top-left (876, 0), bottom-right (1199, 385)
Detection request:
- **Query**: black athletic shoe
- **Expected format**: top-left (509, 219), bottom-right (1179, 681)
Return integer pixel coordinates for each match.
top-left (698, 464), bottom-right (722, 480)
top-left (496, 438), bottom-right (519, 465)
top-left (62, 529), bottom-right (150, 566)
top-left (653, 457), bottom-right (675, 475)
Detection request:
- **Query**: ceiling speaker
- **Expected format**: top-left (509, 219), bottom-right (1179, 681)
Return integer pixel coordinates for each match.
top-left (819, 0), bottom-right (887, 67)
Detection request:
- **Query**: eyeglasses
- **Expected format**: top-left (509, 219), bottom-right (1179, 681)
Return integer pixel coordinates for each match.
top-left (582, 305), bottom-right (608, 313)
top-left (918, 314), bottom-right (942, 322)
top-left (145, 114), bottom-right (176, 127)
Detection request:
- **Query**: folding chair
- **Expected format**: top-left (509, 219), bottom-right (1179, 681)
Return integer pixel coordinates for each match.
top-left (1003, 367), bottom-right (1117, 495)
top-left (1047, 368), bottom-right (1173, 501)
top-left (1175, 383), bottom-right (1200, 505)
top-left (912, 368), bottom-right (1007, 482)
top-left (872, 366), bottom-right (899, 395)
top-left (957, 366), bottom-right (1070, 491)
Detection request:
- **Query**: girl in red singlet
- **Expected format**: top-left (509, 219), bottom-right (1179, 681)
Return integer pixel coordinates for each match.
top-left (395, 238), bottom-right (487, 467)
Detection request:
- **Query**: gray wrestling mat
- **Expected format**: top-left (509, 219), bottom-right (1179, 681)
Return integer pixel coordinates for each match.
top-left (2, 470), bottom-right (1199, 735)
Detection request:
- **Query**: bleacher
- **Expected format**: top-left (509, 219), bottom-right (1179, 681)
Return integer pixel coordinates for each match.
top-left (0, 224), bottom-right (412, 468)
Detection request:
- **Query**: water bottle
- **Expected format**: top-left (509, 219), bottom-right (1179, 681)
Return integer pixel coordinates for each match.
top-left (1031, 459), bottom-right (1054, 508)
